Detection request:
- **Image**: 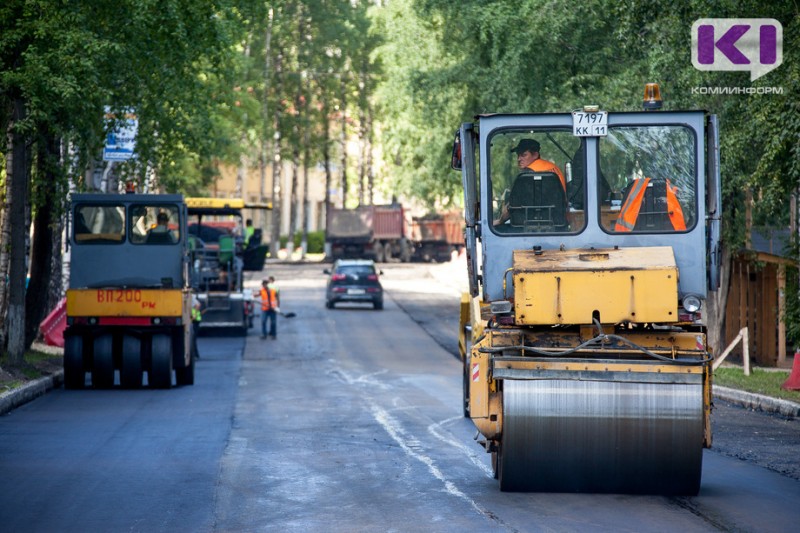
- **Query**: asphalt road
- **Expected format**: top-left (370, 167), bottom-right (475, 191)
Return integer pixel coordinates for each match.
top-left (0, 336), bottom-right (243, 532)
top-left (0, 260), bottom-right (799, 532)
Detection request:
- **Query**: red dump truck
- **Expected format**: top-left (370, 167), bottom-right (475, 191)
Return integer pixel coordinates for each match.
top-left (410, 212), bottom-right (464, 262)
top-left (326, 204), bottom-right (412, 262)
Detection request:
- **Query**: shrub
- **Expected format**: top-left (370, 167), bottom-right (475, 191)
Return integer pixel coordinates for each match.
top-left (279, 230), bottom-right (325, 254)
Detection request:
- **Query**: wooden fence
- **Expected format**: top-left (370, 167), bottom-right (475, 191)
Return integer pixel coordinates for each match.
top-left (724, 253), bottom-right (791, 367)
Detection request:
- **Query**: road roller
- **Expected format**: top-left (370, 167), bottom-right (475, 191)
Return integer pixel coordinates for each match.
top-left (453, 88), bottom-right (721, 494)
top-left (64, 192), bottom-right (194, 389)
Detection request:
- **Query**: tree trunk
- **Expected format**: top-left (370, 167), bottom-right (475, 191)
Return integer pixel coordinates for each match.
top-left (5, 97), bottom-right (29, 363)
top-left (0, 147), bottom-right (10, 355)
top-left (287, 155), bottom-right (298, 258)
top-left (707, 246), bottom-right (733, 355)
top-left (301, 127), bottom-right (310, 259)
top-left (357, 67), bottom-right (368, 206)
top-left (322, 103), bottom-right (332, 257)
top-left (25, 130), bottom-right (62, 349)
top-left (322, 104), bottom-right (331, 213)
top-left (260, 8), bottom-right (274, 232)
top-left (236, 128), bottom-right (248, 200)
top-left (366, 99), bottom-right (375, 206)
top-left (269, 52), bottom-right (283, 258)
top-left (339, 76), bottom-right (348, 208)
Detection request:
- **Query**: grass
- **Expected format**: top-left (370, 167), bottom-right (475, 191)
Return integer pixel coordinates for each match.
top-left (714, 367), bottom-right (800, 403)
top-left (0, 349), bottom-right (63, 394)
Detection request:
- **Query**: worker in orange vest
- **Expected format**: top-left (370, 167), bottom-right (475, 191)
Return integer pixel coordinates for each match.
top-left (494, 138), bottom-right (567, 226)
top-left (259, 278), bottom-right (280, 339)
top-left (614, 177), bottom-right (686, 232)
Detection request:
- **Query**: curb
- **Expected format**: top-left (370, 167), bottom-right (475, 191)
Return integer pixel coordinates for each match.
top-left (714, 385), bottom-right (800, 418)
top-left (0, 370), bottom-right (64, 416)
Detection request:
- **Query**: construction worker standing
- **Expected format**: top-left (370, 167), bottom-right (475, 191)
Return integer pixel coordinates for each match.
top-left (260, 278), bottom-right (280, 339)
top-left (191, 300), bottom-right (203, 359)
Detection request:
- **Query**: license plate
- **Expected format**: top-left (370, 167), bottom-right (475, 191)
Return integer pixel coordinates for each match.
top-left (347, 288), bottom-right (366, 295)
top-left (572, 111), bottom-right (608, 136)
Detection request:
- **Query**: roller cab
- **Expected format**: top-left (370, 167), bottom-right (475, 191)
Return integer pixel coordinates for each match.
top-left (454, 100), bottom-right (721, 494)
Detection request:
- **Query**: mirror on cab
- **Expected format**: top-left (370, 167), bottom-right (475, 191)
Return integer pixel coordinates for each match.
top-left (450, 130), bottom-right (462, 170)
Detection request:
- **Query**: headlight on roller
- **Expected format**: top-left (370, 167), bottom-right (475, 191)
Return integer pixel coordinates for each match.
top-left (490, 300), bottom-right (513, 315)
top-left (682, 295), bottom-right (702, 313)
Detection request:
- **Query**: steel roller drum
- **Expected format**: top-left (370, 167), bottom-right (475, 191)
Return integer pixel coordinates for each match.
top-left (498, 378), bottom-right (704, 494)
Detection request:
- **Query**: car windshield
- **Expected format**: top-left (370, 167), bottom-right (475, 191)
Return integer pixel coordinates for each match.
top-left (336, 265), bottom-right (375, 276)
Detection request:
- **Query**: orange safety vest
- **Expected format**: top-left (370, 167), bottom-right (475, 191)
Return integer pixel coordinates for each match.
top-left (614, 177), bottom-right (686, 232)
top-left (260, 286), bottom-right (277, 311)
top-left (527, 158), bottom-right (566, 192)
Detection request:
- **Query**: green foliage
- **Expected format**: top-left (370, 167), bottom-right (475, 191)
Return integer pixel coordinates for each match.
top-left (0, 0), bottom-right (255, 194)
top-left (280, 230), bottom-right (325, 254)
top-left (375, 0), bottom-right (799, 235)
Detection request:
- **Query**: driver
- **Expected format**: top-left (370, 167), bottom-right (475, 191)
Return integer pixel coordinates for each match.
top-left (494, 139), bottom-right (566, 226)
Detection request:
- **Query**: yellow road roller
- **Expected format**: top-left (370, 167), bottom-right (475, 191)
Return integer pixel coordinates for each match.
top-left (453, 89), bottom-right (721, 494)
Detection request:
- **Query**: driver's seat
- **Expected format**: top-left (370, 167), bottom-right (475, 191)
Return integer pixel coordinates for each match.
top-left (508, 171), bottom-right (567, 231)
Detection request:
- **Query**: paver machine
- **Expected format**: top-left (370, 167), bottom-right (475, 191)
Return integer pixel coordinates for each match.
top-left (64, 193), bottom-right (194, 388)
top-left (186, 197), bottom-right (269, 334)
top-left (454, 86), bottom-right (721, 494)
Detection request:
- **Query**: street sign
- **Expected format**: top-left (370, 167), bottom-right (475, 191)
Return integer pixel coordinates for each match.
top-left (103, 108), bottom-right (138, 161)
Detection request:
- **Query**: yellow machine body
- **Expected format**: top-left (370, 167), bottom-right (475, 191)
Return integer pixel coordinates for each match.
top-left (66, 288), bottom-right (187, 318)
top-left (513, 246), bottom-right (678, 325)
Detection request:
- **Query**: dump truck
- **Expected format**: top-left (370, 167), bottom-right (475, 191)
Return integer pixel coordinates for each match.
top-left (410, 212), bottom-right (464, 262)
top-left (186, 197), bottom-right (269, 334)
top-left (453, 88), bottom-right (721, 494)
top-left (326, 204), bottom-right (412, 262)
top-left (64, 193), bottom-right (194, 388)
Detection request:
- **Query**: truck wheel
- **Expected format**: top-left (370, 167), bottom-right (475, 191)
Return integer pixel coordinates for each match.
top-left (373, 242), bottom-right (384, 263)
top-left (150, 334), bottom-right (173, 389)
top-left (92, 334), bottom-right (115, 389)
top-left (64, 335), bottom-right (85, 389)
top-left (175, 351), bottom-right (195, 386)
top-left (120, 335), bottom-right (143, 389)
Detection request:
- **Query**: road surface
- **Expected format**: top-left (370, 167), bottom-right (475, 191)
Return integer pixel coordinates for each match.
top-left (0, 261), bottom-right (798, 532)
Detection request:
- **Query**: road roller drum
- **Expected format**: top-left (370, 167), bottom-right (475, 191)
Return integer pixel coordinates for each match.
top-left (497, 378), bottom-right (704, 494)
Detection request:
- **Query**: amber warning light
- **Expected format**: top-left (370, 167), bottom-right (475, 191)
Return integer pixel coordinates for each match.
top-left (643, 83), bottom-right (663, 110)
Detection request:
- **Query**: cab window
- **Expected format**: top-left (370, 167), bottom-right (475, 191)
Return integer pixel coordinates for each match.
top-left (130, 205), bottom-right (181, 244)
top-left (73, 205), bottom-right (125, 244)
top-left (599, 126), bottom-right (696, 233)
top-left (488, 129), bottom-right (584, 234)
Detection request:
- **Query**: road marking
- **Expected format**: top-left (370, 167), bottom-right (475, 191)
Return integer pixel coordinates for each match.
top-left (328, 364), bottom-right (390, 390)
top-left (370, 404), bottom-right (487, 514)
top-left (330, 360), bottom-right (518, 531)
top-left (428, 416), bottom-right (494, 478)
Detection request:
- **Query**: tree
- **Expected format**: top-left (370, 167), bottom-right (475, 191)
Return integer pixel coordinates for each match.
top-left (0, 1), bottom-right (253, 363)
